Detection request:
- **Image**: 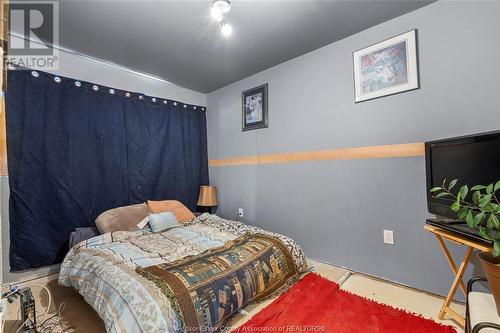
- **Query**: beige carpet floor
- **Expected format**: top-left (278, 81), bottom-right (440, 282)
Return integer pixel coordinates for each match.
top-left (3, 260), bottom-right (464, 333)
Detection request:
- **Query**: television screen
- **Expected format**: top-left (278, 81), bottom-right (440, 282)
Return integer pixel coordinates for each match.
top-left (425, 131), bottom-right (500, 219)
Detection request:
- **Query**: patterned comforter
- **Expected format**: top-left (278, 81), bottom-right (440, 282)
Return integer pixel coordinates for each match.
top-left (59, 214), bottom-right (308, 333)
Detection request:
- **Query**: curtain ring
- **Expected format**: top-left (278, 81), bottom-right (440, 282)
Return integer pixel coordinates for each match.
top-left (75, 81), bottom-right (81, 87)
top-left (125, 92), bottom-right (131, 97)
top-left (92, 85), bottom-right (99, 91)
top-left (109, 89), bottom-right (115, 94)
top-left (31, 71), bottom-right (39, 78)
top-left (202, 108), bottom-right (205, 111)
top-left (173, 102), bottom-right (177, 106)
top-left (139, 95), bottom-right (144, 100)
top-left (193, 106), bottom-right (197, 110)
top-left (152, 97), bottom-right (157, 102)
top-left (54, 77), bottom-right (61, 83)
top-left (163, 100), bottom-right (168, 104)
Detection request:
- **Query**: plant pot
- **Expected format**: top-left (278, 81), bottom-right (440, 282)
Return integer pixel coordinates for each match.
top-left (478, 252), bottom-right (500, 316)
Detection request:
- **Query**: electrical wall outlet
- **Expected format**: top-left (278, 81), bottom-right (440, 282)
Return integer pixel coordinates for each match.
top-left (383, 230), bottom-right (394, 245)
top-left (238, 208), bottom-right (244, 217)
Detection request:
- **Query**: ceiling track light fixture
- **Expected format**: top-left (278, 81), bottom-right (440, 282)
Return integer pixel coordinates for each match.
top-left (211, 0), bottom-right (231, 22)
top-left (210, 0), bottom-right (232, 37)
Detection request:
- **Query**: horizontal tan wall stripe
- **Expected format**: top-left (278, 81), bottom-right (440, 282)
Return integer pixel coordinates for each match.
top-left (209, 142), bottom-right (425, 167)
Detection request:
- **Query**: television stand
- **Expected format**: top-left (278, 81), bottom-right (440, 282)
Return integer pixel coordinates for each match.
top-left (426, 218), bottom-right (492, 245)
top-left (430, 217), bottom-right (464, 225)
top-left (424, 224), bottom-right (491, 328)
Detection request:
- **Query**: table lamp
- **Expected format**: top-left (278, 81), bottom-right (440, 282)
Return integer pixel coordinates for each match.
top-left (197, 185), bottom-right (218, 213)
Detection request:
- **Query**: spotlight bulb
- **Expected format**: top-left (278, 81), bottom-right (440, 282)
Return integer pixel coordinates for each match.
top-left (210, 7), bottom-right (223, 21)
top-left (220, 21), bottom-right (232, 36)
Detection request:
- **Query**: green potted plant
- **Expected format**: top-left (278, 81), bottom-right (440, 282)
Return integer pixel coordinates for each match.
top-left (431, 179), bottom-right (500, 314)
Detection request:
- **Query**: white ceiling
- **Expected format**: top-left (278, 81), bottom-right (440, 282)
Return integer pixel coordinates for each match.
top-left (16, 0), bottom-right (435, 93)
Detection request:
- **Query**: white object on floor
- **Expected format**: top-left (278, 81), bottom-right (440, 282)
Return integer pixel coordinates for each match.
top-left (338, 272), bottom-right (352, 287)
top-left (469, 291), bottom-right (500, 333)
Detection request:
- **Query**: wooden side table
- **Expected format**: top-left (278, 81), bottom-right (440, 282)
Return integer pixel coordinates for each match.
top-left (424, 224), bottom-right (492, 327)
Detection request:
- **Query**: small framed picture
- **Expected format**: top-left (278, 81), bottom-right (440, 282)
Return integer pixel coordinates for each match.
top-left (353, 29), bottom-right (419, 103)
top-left (242, 83), bottom-right (268, 131)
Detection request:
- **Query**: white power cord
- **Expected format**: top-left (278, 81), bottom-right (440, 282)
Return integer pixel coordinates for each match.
top-left (37, 302), bottom-right (73, 333)
top-left (14, 318), bottom-right (29, 333)
top-left (30, 284), bottom-right (53, 320)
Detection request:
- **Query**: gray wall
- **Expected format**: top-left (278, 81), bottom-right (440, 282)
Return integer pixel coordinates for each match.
top-left (18, 35), bottom-right (207, 106)
top-left (1, 42), bottom-right (206, 284)
top-left (206, 1), bottom-right (500, 298)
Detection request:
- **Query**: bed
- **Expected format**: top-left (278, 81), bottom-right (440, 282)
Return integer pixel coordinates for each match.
top-left (59, 213), bottom-right (309, 333)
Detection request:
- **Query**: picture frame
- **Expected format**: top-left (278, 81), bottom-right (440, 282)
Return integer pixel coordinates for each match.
top-left (353, 29), bottom-right (419, 103)
top-left (242, 83), bottom-right (268, 131)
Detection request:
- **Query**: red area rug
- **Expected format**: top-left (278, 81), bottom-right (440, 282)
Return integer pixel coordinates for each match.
top-left (231, 273), bottom-right (456, 333)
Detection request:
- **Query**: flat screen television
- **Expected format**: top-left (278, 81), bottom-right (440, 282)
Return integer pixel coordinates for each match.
top-left (425, 130), bottom-right (500, 219)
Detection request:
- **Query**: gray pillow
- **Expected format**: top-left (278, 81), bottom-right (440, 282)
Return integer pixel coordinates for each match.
top-left (69, 227), bottom-right (100, 249)
top-left (148, 212), bottom-right (180, 232)
top-left (95, 203), bottom-right (149, 234)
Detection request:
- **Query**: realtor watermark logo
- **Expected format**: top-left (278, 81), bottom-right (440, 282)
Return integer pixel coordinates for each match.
top-left (7, 1), bottom-right (59, 70)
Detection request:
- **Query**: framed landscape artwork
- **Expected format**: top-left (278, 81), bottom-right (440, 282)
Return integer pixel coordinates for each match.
top-left (353, 29), bottom-right (419, 103)
top-left (242, 83), bottom-right (268, 131)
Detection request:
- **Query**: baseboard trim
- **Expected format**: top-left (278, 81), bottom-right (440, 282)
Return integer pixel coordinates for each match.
top-left (311, 258), bottom-right (465, 305)
top-left (3, 272), bottom-right (59, 289)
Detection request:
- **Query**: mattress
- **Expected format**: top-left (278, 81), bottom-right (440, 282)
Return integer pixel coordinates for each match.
top-left (59, 214), bottom-right (308, 333)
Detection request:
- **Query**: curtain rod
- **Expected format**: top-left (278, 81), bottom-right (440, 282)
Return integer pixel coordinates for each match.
top-left (6, 65), bottom-right (206, 110)
top-left (8, 32), bottom-right (175, 85)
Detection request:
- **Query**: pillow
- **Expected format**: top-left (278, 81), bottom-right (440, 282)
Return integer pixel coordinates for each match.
top-left (95, 203), bottom-right (149, 234)
top-left (148, 212), bottom-right (180, 232)
top-left (68, 227), bottom-right (100, 249)
top-left (147, 200), bottom-right (195, 223)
